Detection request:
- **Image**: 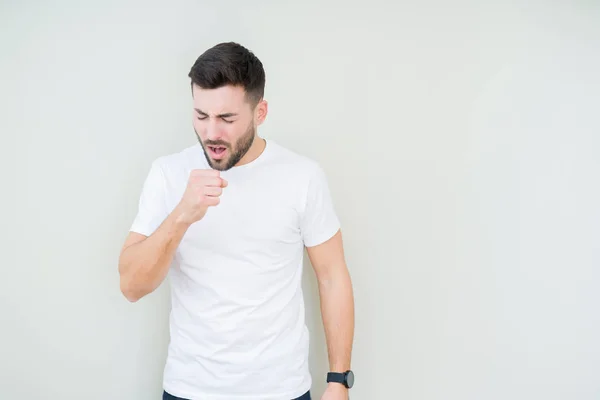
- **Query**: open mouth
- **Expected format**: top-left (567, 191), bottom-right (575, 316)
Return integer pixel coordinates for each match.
top-left (207, 145), bottom-right (228, 159)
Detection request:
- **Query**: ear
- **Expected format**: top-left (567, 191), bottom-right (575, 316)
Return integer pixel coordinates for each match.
top-left (255, 99), bottom-right (268, 125)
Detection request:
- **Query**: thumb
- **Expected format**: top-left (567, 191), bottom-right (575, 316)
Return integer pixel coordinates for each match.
top-left (221, 178), bottom-right (228, 188)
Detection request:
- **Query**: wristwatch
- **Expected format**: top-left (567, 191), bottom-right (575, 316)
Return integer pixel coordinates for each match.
top-left (326, 370), bottom-right (354, 389)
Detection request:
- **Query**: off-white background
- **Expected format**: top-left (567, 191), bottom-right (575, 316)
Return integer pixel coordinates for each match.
top-left (2, 1), bottom-right (599, 399)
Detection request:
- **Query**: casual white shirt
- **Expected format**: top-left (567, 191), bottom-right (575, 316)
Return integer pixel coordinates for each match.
top-left (129, 139), bottom-right (340, 400)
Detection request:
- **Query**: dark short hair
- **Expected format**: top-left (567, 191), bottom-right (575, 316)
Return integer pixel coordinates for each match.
top-left (188, 42), bottom-right (265, 106)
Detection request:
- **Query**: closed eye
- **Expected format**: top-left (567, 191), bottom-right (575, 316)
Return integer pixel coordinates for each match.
top-left (197, 116), bottom-right (234, 124)
top-left (194, 109), bottom-right (237, 123)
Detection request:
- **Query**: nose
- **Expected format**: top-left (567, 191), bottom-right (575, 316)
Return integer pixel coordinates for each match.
top-left (205, 119), bottom-right (222, 141)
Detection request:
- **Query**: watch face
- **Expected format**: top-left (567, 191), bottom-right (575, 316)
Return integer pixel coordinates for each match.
top-left (346, 370), bottom-right (354, 388)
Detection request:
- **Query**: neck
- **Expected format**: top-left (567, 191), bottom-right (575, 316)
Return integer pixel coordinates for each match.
top-left (237, 135), bottom-right (266, 166)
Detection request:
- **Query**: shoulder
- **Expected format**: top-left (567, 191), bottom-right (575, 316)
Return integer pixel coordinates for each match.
top-left (266, 140), bottom-right (323, 178)
top-left (264, 140), bottom-right (333, 206)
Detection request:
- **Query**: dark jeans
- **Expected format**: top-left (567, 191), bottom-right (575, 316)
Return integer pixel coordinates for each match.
top-left (163, 389), bottom-right (311, 400)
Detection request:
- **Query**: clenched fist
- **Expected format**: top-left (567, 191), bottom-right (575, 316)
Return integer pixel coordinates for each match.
top-left (176, 169), bottom-right (228, 224)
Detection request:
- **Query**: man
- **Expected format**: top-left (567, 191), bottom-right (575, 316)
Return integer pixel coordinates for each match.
top-left (118, 42), bottom-right (355, 400)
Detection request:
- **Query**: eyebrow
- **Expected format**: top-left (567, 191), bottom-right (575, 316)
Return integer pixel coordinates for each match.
top-left (194, 108), bottom-right (238, 118)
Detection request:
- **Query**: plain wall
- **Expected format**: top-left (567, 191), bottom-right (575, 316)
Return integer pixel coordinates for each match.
top-left (1, 1), bottom-right (599, 399)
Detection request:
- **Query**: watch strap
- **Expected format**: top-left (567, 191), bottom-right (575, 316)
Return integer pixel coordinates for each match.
top-left (326, 372), bottom-right (346, 385)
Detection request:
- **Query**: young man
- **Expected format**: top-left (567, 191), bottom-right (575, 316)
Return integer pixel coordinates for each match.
top-left (118, 42), bottom-right (355, 400)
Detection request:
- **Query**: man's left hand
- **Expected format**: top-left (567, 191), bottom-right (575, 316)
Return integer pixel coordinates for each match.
top-left (321, 383), bottom-right (349, 400)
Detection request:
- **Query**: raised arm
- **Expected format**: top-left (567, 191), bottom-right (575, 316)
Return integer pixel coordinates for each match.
top-left (118, 209), bottom-right (191, 302)
top-left (119, 168), bottom-right (227, 302)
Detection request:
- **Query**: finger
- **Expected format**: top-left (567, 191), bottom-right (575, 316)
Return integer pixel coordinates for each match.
top-left (203, 186), bottom-right (223, 197)
top-left (202, 177), bottom-right (225, 187)
top-left (191, 169), bottom-right (220, 178)
top-left (206, 177), bottom-right (228, 188)
top-left (204, 196), bottom-right (221, 207)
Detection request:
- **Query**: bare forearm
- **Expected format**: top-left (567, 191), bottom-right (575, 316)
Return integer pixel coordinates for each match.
top-left (319, 269), bottom-right (355, 371)
top-left (119, 206), bottom-right (190, 301)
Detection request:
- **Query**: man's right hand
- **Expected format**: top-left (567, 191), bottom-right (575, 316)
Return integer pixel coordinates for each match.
top-left (176, 169), bottom-right (228, 224)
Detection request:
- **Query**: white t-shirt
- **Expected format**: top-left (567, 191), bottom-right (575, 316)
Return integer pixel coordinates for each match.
top-left (129, 139), bottom-right (340, 400)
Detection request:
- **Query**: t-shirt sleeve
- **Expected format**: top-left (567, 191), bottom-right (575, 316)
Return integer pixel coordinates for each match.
top-left (129, 160), bottom-right (169, 237)
top-left (300, 164), bottom-right (341, 247)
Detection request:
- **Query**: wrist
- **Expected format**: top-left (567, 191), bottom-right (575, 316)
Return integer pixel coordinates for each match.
top-left (327, 381), bottom-right (349, 392)
top-left (326, 369), bottom-right (354, 389)
top-left (172, 204), bottom-right (194, 227)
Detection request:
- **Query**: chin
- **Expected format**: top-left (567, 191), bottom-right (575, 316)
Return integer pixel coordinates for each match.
top-left (209, 158), bottom-right (231, 171)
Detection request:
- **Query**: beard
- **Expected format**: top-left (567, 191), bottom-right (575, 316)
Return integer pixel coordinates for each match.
top-left (195, 122), bottom-right (256, 171)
